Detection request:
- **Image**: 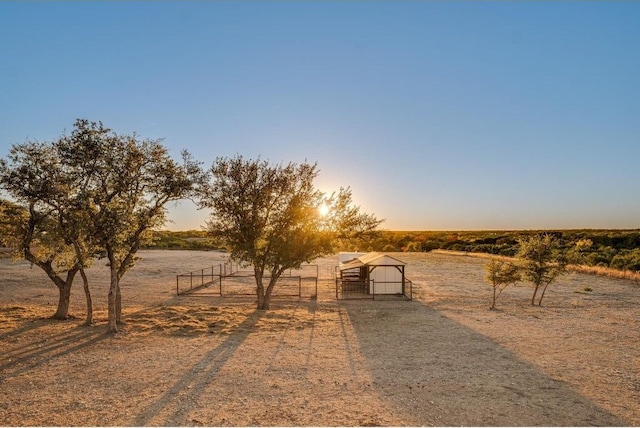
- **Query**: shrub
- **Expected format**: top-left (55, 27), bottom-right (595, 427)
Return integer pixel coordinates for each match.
top-left (484, 259), bottom-right (520, 309)
top-left (610, 249), bottom-right (640, 271)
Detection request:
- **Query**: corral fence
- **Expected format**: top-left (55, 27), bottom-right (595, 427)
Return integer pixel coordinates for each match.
top-left (176, 263), bottom-right (318, 299)
top-left (335, 277), bottom-right (413, 301)
top-left (176, 261), bottom-right (238, 295)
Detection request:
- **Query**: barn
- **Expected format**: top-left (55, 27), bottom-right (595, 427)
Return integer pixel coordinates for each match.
top-left (336, 252), bottom-right (412, 300)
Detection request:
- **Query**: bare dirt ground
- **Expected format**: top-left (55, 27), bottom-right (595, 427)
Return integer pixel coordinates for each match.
top-left (0, 250), bottom-right (638, 426)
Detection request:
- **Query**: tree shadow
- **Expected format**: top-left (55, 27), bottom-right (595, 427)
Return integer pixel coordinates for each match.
top-left (0, 316), bottom-right (60, 342)
top-left (132, 309), bottom-right (263, 426)
top-left (0, 323), bottom-right (108, 383)
top-left (343, 299), bottom-right (627, 426)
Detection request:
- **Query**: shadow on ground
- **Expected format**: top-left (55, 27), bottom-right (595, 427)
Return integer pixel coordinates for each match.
top-left (0, 319), bottom-right (108, 384)
top-left (132, 309), bottom-right (262, 426)
top-left (343, 299), bottom-right (627, 426)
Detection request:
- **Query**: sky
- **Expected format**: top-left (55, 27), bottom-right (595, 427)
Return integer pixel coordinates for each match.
top-left (1, 1), bottom-right (639, 231)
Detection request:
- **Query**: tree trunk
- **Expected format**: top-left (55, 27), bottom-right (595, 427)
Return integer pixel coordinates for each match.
top-left (24, 249), bottom-right (77, 320)
top-left (80, 268), bottom-right (92, 325)
top-left (53, 281), bottom-right (72, 320)
top-left (256, 279), bottom-right (269, 310)
top-left (538, 282), bottom-right (551, 306)
top-left (51, 270), bottom-right (77, 320)
top-left (254, 268), bottom-right (283, 310)
top-left (257, 288), bottom-right (269, 310)
top-left (108, 263), bottom-right (119, 333)
top-left (260, 276), bottom-right (280, 311)
top-left (530, 284), bottom-right (540, 306)
top-left (115, 282), bottom-right (122, 324)
top-left (254, 267), bottom-right (268, 310)
top-left (491, 287), bottom-right (497, 310)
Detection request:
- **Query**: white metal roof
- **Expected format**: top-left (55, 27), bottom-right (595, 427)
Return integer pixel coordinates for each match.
top-left (339, 252), bottom-right (406, 271)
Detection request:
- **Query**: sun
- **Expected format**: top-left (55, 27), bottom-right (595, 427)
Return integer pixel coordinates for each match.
top-left (318, 203), bottom-right (330, 217)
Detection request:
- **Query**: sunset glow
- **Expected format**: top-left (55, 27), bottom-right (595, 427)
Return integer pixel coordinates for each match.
top-left (319, 203), bottom-right (330, 217)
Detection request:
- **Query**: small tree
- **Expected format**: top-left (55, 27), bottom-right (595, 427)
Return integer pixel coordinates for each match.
top-left (517, 233), bottom-right (567, 306)
top-left (484, 258), bottom-right (520, 309)
top-left (201, 155), bottom-right (382, 310)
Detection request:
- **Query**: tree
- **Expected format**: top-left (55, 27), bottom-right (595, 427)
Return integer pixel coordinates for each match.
top-left (516, 233), bottom-right (567, 306)
top-left (484, 258), bottom-right (520, 309)
top-left (566, 238), bottom-right (594, 265)
top-left (0, 142), bottom-right (97, 323)
top-left (200, 155), bottom-right (382, 310)
top-left (56, 119), bottom-right (200, 332)
top-left (1, 119), bottom-right (199, 332)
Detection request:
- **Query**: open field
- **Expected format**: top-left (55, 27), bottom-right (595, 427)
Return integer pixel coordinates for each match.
top-left (1, 250), bottom-right (639, 426)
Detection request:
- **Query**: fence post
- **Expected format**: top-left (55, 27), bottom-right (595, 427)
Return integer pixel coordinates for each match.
top-left (176, 275), bottom-right (179, 296)
top-left (219, 264), bottom-right (223, 295)
top-left (190, 272), bottom-right (193, 290)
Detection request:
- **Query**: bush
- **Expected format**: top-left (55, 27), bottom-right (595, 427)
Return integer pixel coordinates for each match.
top-left (404, 241), bottom-right (422, 252)
top-left (421, 240), bottom-right (442, 252)
top-left (382, 244), bottom-right (398, 252)
top-left (610, 249), bottom-right (640, 271)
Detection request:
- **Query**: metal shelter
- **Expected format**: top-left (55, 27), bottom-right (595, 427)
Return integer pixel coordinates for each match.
top-left (336, 252), bottom-right (412, 300)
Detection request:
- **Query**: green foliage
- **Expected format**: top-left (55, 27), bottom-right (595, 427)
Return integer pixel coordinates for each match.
top-left (200, 155), bottom-right (382, 310)
top-left (610, 249), bottom-right (640, 271)
top-left (56, 119), bottom-right (199, 332)
top-left (517, 234), bottom-right (567, 306)
top-left (145, 230), bottom-right (221, 250)
top-left (358, 229), bottom-right (640, 274)
top-left (484, 259), bottom-right (520, 309)
top-left (0, 138), bottom-right (98, 320)
top-left (404, 241), bottom-right (423, 252)
top-left (0, 119), bottom-right (199, 332)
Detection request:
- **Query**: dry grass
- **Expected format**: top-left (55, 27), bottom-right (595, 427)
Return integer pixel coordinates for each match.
top-left (1, 250), bottom-right (639, 426)
top-left (568, 264), bottom-right (640, 282)
top-left (435, 248), bottom-right (640, 282)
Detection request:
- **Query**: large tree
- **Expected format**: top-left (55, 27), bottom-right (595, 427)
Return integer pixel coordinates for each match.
top-left (56, 119), bottom-right (200, 332)
top-left (517, 233), bottom-right (567, 306)
top-left (201, 155), bottom-right (382, 310)
top-left (0, 142), bottom-right (97, 322)
top-left (1, 119), bottom-right (199, 332)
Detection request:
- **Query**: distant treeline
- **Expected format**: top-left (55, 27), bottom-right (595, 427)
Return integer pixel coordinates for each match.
top-left (146, 230), bottom-right (222, 251)
top-left (146, 229), bottom-right (640, 272)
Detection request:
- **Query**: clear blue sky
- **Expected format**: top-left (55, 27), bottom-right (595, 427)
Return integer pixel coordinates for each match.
top-left (1, 1), bottom-right (639, 231)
